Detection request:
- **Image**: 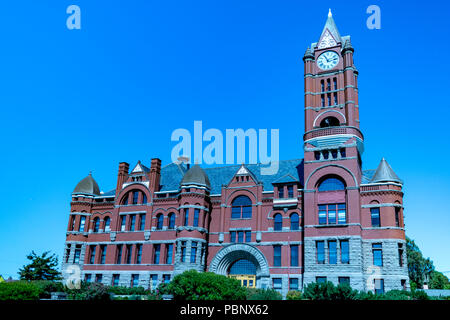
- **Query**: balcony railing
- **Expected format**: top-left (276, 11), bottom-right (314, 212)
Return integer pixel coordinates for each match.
top-left (304, 126), bottom-right (363, 141)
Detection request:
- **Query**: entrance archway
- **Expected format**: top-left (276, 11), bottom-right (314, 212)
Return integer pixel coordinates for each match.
top-left (209, 244), bottom-right (270, 289)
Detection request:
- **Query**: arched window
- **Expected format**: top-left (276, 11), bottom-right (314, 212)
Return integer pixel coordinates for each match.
top-left (93, 217), bottom-right (100, 232)
top-left (104, 217), bottom-right (111, 232)
top-left (228, 259), bottom-right (256, 275)
top-left (142, 193), bottom-right (147, 204)
top-left (290, 213), bottom-right (299, 230)
top-left (231, 195), bottom-right (252, 219)
top-left (318, 177), bottom-right (345, 192)
top-left (168, 213), bottom-right (176, 229)
top-left (274, 214), bottom-right (282, 231)
top-left (122, 194), bottom-right (129, 205)
top-left (156, 214), bottom-right (164, 230)
top-left (320, 116), bottom-right (340, 128)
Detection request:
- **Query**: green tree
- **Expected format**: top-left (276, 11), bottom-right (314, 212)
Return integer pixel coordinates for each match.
top-left (429, 271), bottom-right (450, 289)
top-left (166, 270), bottom-right (247, 300)
top-left (18, 251), bottom-right (61, 281)
top-left (246, 288), bottom-right (282, 300)
top-left (406, 237), bottom-right (434, 289)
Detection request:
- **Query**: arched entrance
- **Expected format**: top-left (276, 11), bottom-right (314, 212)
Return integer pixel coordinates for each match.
top-left (209, 244), bottom-right (270, 289)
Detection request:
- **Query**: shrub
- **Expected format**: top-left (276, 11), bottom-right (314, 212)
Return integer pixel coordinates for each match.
top-left (166, 270), bottom-right (247, 300)
top-left (33, 280), bottom-right (65, 299)
top-left (303, 281), bottom-right (336, 300)
top-left (107, 285), bottom-right (149, 295)
top-left (333, 284), bottom-right (359, 300)
top-left (66, 282), bottom-right (111, 300)
top-left (383, 290), bottom-right (411, 300)
top-left (246, 288), bottom-right (282, 300)
top-left (411, 290), bottom-right (430, 300)
top-left (0, 281), bottom-right (41, 300)
top-left (286, 290), bottom-right (302, 300)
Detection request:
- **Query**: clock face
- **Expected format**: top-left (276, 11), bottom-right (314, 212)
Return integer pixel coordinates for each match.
top-left (317, 51), bottom-right (339, 70)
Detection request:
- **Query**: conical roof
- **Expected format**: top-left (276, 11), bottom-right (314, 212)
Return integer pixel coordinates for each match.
top-left (73, 173), bottom-right (101, 195)
top-left (317, 9), bottom-right (342, 48)
top-left (180, 164), bottom-right (211, 189)
top-left (371, 158), bottom-right (402, 184)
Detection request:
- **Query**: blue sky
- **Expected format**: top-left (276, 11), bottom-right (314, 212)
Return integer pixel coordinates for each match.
top-left (0, 0), bottom-right (449, 279)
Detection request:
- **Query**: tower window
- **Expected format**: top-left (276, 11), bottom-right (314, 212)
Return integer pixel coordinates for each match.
top-left (327, 78), bottom-right (331, 91)
top-left (327, 93), bottom-right (331, 106)
top-left (321, 80), bottom-right (325, 92)
top-left (331, 149), bottom-right (338, 159)
top-left (334, 92), bottom-right (338, 105)
top-left (340, 148), bottom-right (346, 158)
top-left (395, 207), bottom-right (401, 227)
top-left (333, 77), bottom-right (337, 90)
top-left (371, 208), bottom-right (381, 227)
top-left (321, 94), bottom-right (325, 107)
top-left (320, 116), bottom-right (340, 127)
top-left (314, 151), bottom-right (321, 160)
top-left (318, 177), bottom-right (345, 192)
top-left (191, 242), bottom-right (197, 263)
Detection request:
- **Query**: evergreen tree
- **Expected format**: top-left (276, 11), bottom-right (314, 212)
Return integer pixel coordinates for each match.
top-left (18, 251), bottom-right (61, 281)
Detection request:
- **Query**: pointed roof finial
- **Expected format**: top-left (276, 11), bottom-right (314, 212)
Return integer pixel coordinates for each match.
top-left (328, 8), bottom-right (332, 18)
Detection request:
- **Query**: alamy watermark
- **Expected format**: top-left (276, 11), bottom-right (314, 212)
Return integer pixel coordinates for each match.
top-left (171, 121), bottom-right (279, 175)
top-left (66, 5), bottom-right (81, 30)
top-left (366, 5), bottom-right (381, 30)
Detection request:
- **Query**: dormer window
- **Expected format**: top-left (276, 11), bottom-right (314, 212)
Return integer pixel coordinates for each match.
top-left (287, 185), bottom-right (294, 198)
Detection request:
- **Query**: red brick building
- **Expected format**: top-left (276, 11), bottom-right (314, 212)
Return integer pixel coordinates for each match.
top-left (62, 11), bottom-right (409, 296)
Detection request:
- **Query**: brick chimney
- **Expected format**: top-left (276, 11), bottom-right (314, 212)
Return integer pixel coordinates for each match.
top-left (116, 162), bottom-right (129, 195)
top-left (149, 158), bottom-right (161, 192)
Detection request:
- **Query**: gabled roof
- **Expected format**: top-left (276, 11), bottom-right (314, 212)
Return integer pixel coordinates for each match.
top-left (159, 159), bottom-right (304, 194)
top-left (272, 173), bottom-right (299, 184)
top-left (370, 158), bottom-right (402, 184)
top-left (131, 161), bottom-right (150, 174)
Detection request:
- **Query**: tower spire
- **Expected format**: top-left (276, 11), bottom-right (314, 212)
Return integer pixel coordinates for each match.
top-left (317, 9), bottom-right (342, 49)
top-left (328, 8), bottom-right (332, 18)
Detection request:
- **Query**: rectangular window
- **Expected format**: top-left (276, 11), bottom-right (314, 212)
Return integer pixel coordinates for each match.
top-left (181, 241), bottom-right (186, 262)
top-left (290, 245), bottom-right (299, 267)
top-left (372, 243), bottom-right (383, 266)
top-left (230, 231), bottom-right (236, 243)
top-left (112, 274), bottom-right (120, 287)
top-left (70, 216), bottom-right (76, 231)
top-left (334, 92), bottom-right (338, 105)
top-left (327, 93), bottom-right (331, 106)
top-left (333, 77), bottom-right (337, 90)
top-left (163, 275), bottom-right (171, 284)
top-left (328, 241), bottom-right (337, 264)
top-left (150, 275), bottom-right (158, 290)
top-left (231, 206), bottom-right (241, 219)
top-left (85, 274), bottom-right (91, 283)
top-left (395, 207), bottom-right (400, 227)
top-left (371, 208), bottom-right (381, 227)
top-left (316, 277), bottom-right (327, 283)
top-left (340, 240), bottom-right (349, 264)
top-left (374, 279), bottom-right (384, 295)
top-left (193, 209), bottom-right (199, 227)
top-left (129, 215), bottom-right (136, 231)
top-left (339, 277), bottom-right (350, 286)
top-left (242, 206), bottom-right (252, 219)
top-left (136, 244), bottom-right (142, 264)
top-left (131, 274), bottom-right (139, 288)
top-left (120, 215), bottom-right (126, 231)
top-left (287, 185), bottom-right (294, 198)
top-left (327, 78), bottom-right (331, 91)
top-left (184, 209), bottom-right (189, 226)
top-left (245, 231), bottom-right (251, 243)
top-left (73, 249), bottom-right (81, 264)
top-left (166, 244), bottom-right (173, 264)
top-left (190, 242), bottom-right (197, 263)
top-left (273, 278), bottom-right (282, 293)
top-left (316, 241), bottom-right (325, 264)
top-left (318, 205), bottom-right (327, 225)
top-left (321, 94), bottom-right (325, 107)
top-left (139, 214), bottom-right (146, 231)
top-left (237, 231), bottom-right (244, 243)
top-left (79, 216), bottom-right (86, 232)
top-left (340, 148), bottom-right (346, 158)
top-left (398, 244), bottom-right (404, 267)
top-left (132, 191), bottom-right (139, 204)
top-left (321, 80), bottom-right (325, 92)
top-left (338, 204), bottom-right (346, 224)
top-left (289, 278), bottom-right (299, 291)
top-left (328, 206), bottom-right (336, 224)
top-left (278, 187), bottom-right (284, 199)
top-left (95, 274), bottom-right (102, 283)
top-left (126, 245), bottom-right (132, 264)
top-left (153, 244), bottom-right (160, 264)
top-left (65, 246), bottom-right (71, 263)
top-left (273, 245), bottom-right (281, 267)
top-left (116, 245), bottom-right (123, 264)
top-left (89, 246), bottom-right (96, 264)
